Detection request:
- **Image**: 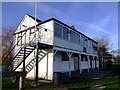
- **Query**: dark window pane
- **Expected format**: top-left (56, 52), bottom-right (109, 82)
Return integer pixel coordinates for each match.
top-left (62, 52), bottom-right (69, 61)
top-left (83, 47), bottom-right (86, 53)
top-left (93, 45), bottom-right (97, 51)
top-left (54, 23), bottom-right (62, 38)
top-left (75, 33), bottom-right (80, 44)
top-left (70, 31), bottom-right (75, 42)
top-left (63, 27), bottom-right (69, 40)
top-left (85, 55), bottom-right (88, 61)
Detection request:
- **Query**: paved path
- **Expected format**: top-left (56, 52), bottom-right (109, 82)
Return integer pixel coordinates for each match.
top-left (80, 70), bottom-right (112, 79)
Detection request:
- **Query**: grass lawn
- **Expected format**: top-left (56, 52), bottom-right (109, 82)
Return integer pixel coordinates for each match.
top-left (2, 62), bottom-right (120, 89)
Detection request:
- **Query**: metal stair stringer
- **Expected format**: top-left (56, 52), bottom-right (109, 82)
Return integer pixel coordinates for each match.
top-left (25, 49), bottom-right (47, 74)
top-left (9, 46), bottom-right (35, 71)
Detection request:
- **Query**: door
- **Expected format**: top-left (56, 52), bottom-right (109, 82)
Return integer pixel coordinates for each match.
top-left (90, 56), bottom-right (93, 69)
top-left (74, 57), bottom-right (79, 71)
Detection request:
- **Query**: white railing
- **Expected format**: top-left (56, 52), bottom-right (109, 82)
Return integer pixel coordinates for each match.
top-left (17, 26), bottom-right (54, 46)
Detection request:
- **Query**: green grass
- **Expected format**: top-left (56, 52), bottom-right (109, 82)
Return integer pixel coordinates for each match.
top-left (2, 75), bottom-right (120, 89)
top-left (2, 62), bottom-right (120, 89)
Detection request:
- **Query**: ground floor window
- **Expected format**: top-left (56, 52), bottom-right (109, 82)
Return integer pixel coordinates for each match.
top-left (81, 54), bottom-right (88, 61)
top-left (62, 52), bottom-right (69, 61)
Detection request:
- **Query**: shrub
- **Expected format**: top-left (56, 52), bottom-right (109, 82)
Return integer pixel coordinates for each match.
top-left (106, 60), bottom-right (113, 69)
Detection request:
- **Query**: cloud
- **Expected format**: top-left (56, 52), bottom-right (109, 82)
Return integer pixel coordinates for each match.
top-left (37, 3), bottom-right (112, 35)
top-left (27, 2), bottom-right (115, 42)
top-left (26, 2), bottom-right (118, 50)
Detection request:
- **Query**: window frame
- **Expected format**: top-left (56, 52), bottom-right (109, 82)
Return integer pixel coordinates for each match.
top-left (63, 26), bottom-right (69, 40)
top-left (54, 22), bottom-right (62, 38)
top-left (62, 52), bottom-right (69, 61)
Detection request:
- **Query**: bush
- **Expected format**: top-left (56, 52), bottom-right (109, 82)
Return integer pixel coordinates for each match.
top-left (106, 60), bottom-right (113, 69)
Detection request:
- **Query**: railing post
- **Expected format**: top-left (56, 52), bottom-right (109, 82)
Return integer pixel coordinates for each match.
top-left (35, 27), bottom-right (39, 86)
top-left (19, 68), bottom-right (26, 90)
top-left (23, 47), bottom-right (26, 69)
top-left (21, 32), bottom-right (22, 46)
top-left (24, 31), bottom-right (26, 45)
top-left (29, 30), bottom-right (31, 45)
top-left (19, 46), bottom-right (26, 90)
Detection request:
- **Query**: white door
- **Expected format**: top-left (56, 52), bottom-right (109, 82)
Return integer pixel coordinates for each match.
top-left (74, 57), bottom-right (79, 71)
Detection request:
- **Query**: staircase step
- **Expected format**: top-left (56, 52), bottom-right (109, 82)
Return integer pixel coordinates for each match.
top-left (16, 56), bottom-right (23, 58)
top-left (30, 62), bottom-right (35, 65)
top-left (18, 54), bottom-right (24, 56)
top-left (41, 50), bottom-right (47, 53)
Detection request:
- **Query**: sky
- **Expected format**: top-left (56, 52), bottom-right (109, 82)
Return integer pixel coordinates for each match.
top-left (2, 2), bottom-right (118, 50)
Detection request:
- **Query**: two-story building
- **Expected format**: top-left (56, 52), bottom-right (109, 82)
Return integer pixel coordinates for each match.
top-left (6, 14), bottom-right (99, 81)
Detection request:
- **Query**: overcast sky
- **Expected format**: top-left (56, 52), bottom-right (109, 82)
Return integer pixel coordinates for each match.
top-left (2, 2), bottom-right (118, 50)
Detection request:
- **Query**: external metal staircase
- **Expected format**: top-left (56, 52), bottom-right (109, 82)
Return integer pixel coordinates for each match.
top-left (2, 31), bottom-right (36, 71)
top-left (2, 26), bottom-right (53, 75)
top-left (11, 46), bottom-right (35, 70)
top-left (25, 50), bottom-right (47, 73)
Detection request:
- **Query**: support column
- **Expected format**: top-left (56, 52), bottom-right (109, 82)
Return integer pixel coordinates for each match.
top-left (35, 42), bottom-right (39, 86)
top-left (21, 46), bottom-right (26, 90)
top-left (67, 52), bottom-right (72, 76)
top-left (104, 59), bottom-right (106, 69)
top-left (23, 47), bottom-right (26, 70)
top-left (46, 53), bottom-right (48, 79)
top-left (97, 57), bottom-right (99, 69)
top-left (87, 56), bottom-right (89, 72)
top-left (78, 54), bottom-right (81, 74)
top-left (93, 57), bottom-right (95, 70)
top-left (101, 57), bottom-right (104, 69)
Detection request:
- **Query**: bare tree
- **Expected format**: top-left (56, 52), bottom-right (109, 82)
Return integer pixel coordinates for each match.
top-left (110, 50), bottom-right (120, 62)
top-left (2, 27), bottom-right (15, 65)
top-left (94, 36), bottom-right (112, 69)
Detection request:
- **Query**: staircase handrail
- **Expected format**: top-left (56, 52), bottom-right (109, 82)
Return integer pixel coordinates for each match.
top-left (2, 32), bottom-right (26, 65)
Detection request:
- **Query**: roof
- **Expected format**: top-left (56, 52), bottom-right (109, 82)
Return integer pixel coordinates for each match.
top-left (26, 14), bottom-right (42, 22)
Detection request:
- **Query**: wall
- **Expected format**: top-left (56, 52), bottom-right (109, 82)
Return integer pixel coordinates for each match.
top-left (53, 51), bottom-right (99, 74)
top-left (54, 37), bottom-right (83, 52)
top-left (16, 49), bottom-right (54, 80)
top-left (54, 37), bottom-right (98, 56)
top-left (16, 14), bottom-right (39, 33)
top-left (53, 51), bottom-right (75, 73)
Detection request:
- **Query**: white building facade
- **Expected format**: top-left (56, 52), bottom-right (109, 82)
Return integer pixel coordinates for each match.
top-left (13, 14), bottom-right (99, 81)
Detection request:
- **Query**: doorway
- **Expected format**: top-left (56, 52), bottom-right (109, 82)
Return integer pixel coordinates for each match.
top-left (74, 57), bottom-right (79, 71)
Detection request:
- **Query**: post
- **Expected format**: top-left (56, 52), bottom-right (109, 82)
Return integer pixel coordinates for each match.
top-left (35, 42), bottom-right (39, 86)
top-left (78, 54), bottom-right (81, 74)
top-left (19, 47), bottom-right (26, 90)
top-left (19, 68), bottom-right (25, 90)
top-left (67, 52), bottom-right (72, 76)
top-left (46, 53), bottom-right (48, 79)
top-left (87, 56), bottom-right (89, 72)
top-left (101, 57), bottom-right (103, 69)
top-left (97, 57), bottom-right (99, 69)
top-left (104, 59), bottom-right (106, 69)
top-left (23, 47), bottom-right (26, 71)
top-left (68, 55), bottom-right (71, 76)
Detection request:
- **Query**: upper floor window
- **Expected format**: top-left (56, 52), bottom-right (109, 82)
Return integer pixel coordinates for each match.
top-left (70, 31), bottom-right (75, 43)
top-left (80, 36), bottom-right (84, 45)
top-left (75, 32), bottom-right (80, 44)
top-left (93, 43), bottom-right (97, 51)
top-left (54, 22), bottom-right (62, 38)
top-left (83, 47), bottom-right (87, 53)
top-left (81, 36), bottom-right (88, 47)
top-left (63, 27), bottom-right (69, 40)
top-left (84, 38), bottom-right (88, 47)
